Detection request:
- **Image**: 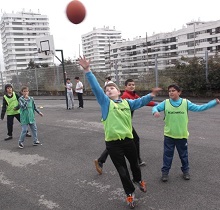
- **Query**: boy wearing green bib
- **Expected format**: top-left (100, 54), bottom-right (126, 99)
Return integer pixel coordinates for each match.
top-left (152, 85), bottom-right (220, 182)
top-left (78, 56), bottom-right (161, 209)
top-left (1, 84), bottom-right (31, 140)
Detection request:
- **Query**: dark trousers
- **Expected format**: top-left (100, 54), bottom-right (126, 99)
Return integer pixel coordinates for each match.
top-left (161, 136), bottom-right (189, 174)
top-left (77, 93), bottom-right (83, 108)
top-left (106, 138), bottom-right (141, 195)
top-left (98, 127), bottom-right (141, 163)
top-left (7, 114), bottom-right (20, 136)
top-left (98, 149), bottom-right (109, 164)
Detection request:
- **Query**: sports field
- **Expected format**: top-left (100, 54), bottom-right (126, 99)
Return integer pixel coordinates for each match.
top-left (0, 98), bottom-right (219, 210)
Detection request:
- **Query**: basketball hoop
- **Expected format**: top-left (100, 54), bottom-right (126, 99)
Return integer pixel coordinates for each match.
top-left (36, 35), bottom-right (55, 58)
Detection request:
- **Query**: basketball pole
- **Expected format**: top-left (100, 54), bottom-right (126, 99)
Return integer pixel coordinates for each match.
top-left (55, 49), bottom-right (68, 109)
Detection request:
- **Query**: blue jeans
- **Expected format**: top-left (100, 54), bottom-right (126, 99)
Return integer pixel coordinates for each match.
top-left (19, 123), bottom-right (38, 143)
top-left (67, 92), bottom-right (74, 109)
top-left (161, 136), bottom-right (189, 174)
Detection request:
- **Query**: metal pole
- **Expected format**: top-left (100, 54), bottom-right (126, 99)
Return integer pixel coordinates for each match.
top-left (114, 61), bottom-right (119, 86)
top-left (34, 68), bottom-right (39, 95)
top-left (55, 49), bottom-right (68, 109)
top-left (155, 55), bottom-right (158, 87)
top-left (205, 50), bottom-right (209, 83)
top-left (109, 37), bottom-right (111, 75)
top-left (79, 44), bottom-right (80, 56)
top-left (146, 32), bottom-right (149, 71)
top-left (193, 22), bottom-right (196, 57)
top-left (0, 63), bottom-right (3, 91)
top-left (14, 55), bottom-right (20, 90)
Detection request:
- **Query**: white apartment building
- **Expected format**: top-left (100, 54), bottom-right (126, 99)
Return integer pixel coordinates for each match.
top-left (0, 11), bottom-right (53, 82)
top-left (81, 26), bottom-right (122, 73)
top-left (105, 20), bottom-right (220, 85)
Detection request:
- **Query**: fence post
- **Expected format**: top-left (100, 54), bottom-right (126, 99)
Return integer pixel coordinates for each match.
top-left (55, 50), bottom-right (68, 109)
top-left (34, 68), bottom-right (39, 95)
top-left (155, 55), bottom-right (158, 87)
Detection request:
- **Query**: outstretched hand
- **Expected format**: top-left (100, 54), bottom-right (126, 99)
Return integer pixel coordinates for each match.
top-left (151, 87), bottom-right (162, 97)
top-left (78, 56), bottom-right (90, 72)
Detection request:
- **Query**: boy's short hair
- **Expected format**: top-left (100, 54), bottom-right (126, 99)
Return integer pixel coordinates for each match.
top-left (168, 84), bottom-right (181, 92)
top-left (66, 78), bottom-right (70, 81)
top-left (104, 82), bottom-right (120, 91)
top-left (75, 76), bottom-right (79, 80)
top-left (21, 86), bottom-right (29, 92)
top-left (5, 84), bottom-right (13, 91)
top-left (105, 76), bottom-right (111, 80)
top-left (124, 79), bottom-right (134, 86)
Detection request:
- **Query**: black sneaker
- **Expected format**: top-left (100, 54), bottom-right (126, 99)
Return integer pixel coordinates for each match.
top-left (126, 193), bottom-right (135, 209)
top-left (33, 140), bottom-right (40, 146)
top-left (94, 159), bottom-right (103, 175)
top-left (26, 132), bottom-right (32, 137)
top-left (18, 142), bottom-right (24, 149)
top-left (183, 173), bottom-right (190, 180)
top-left (161, 174), bottom-right (169, 182)
top-left (4, 136), bottom-right (13, 141)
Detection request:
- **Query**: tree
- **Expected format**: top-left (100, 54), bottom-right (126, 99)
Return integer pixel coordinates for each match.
top-left (26, 59), bottom-right (40, 69)
top-left (207, 53), bottom-right (220, 90)
top-left (166, 56), bottom-right (207, 94)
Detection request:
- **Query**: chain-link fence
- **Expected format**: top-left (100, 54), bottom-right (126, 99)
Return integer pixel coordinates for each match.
top-left (6, 64), bottom-right (109, 94)
top-left (2, 63), bottom-right (220, 97)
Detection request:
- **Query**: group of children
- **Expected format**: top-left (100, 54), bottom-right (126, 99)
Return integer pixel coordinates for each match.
top-left (1, 84), bottom-right (43, 149)
top-left (1, 57), bottom-right (219, 209)
top-left (78, 56), bottom-right (220, 209)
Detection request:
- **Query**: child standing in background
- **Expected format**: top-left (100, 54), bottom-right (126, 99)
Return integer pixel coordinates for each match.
top-left (18, 86), bottom-right (43, 149)
top-left (74, 76), bottom-right (84, 109)
top-left (1, 84), bottom-right (31, 140)
top-left (65, 78), bottom-right (74, 109)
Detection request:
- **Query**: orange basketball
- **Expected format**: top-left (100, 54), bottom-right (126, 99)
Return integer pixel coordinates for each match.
top-left (66, 0), bottom-right (86, 24)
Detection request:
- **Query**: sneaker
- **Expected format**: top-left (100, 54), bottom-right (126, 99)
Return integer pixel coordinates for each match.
top-left (126, 193), bottom-right (135, 209)
top-left (133, 180), bottom-right (147, 193)
top-left (18, 142), bottom-right (24, 149)
top-left (183, 173), bottom-right (190, 180)
top-left (4, 136), bottom-right (13, 141)
top-left (138, 160), bottom-right (146, 167)
top-left (161, 174), bottom-right (169, 182)
top-left (26, 132), bottom-right (32, 137)
top-left (94, 159), bottom-right (103, 175)
top-left (33, 140), bottom-right (40, 146)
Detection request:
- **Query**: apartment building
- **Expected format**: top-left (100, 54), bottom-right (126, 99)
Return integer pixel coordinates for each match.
top-left (0, 11), bottom-right (53, 82)
top-left (105, 20), bottom-right (220, 85)
top-left (81, 26), bottom-right (122, 73)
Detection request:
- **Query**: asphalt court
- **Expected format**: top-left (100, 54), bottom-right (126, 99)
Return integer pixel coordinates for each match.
top-left (0, 98), bottom-right (220, 210)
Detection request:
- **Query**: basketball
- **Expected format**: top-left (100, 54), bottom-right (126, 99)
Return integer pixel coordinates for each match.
top-left (66, 0), bottom-right (86, 24)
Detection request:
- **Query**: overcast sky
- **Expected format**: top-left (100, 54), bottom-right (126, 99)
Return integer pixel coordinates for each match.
top-left (1, 0), bottom-right (220, 68)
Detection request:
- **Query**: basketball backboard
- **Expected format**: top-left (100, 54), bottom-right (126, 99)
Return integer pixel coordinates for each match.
top-left (36, 35), bottom-right (55, 58)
